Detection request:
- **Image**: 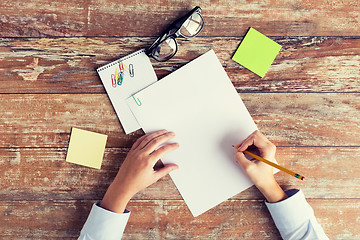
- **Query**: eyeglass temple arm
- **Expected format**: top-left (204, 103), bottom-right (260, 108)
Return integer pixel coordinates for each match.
top-left (172, 6), bottom-right (201, 29)
top-left (145, 27), bottom-right (176, 55)
top-left (145, 6), bottom-right (202, 56)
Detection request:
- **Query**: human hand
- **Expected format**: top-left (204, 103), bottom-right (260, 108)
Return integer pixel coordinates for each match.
top-left (100, 130), bottom-right (179, 213)
top-left (234, 130), bottom-right (287, 203)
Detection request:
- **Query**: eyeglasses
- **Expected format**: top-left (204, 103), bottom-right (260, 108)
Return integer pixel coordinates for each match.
top-left (146, 6), bottom-right (204, 62)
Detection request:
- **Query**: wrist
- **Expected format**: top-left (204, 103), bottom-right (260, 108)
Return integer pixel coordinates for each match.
top-left (256, 180), bottom-right (288, 203)
top-left (100, 182), bottom-right (133, 213)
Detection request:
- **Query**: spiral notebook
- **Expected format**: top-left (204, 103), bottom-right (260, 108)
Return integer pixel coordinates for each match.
top-left (97, 49), bottom-right (157, 134)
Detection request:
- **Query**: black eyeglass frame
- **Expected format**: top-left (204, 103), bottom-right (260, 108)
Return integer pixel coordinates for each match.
top-left (145, 6), bottom-right (204, 62)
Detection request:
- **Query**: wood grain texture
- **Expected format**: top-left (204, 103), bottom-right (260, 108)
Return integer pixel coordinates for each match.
top-left (0, 199), bottom-right (359, 239)
top-left (0, 37), bottom-right (359, 93)
top-left (0, 147), bottom-right (359, 201)
top-left (0, 93), bottom-right (359, 148)
top-left (1, 0), bottom-right (359, 238)
top-left (1, 0), bottom-right (360, 37)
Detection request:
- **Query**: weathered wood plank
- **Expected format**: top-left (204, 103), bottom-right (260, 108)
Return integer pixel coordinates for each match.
top-left (0, 37), bottom-right (359, 93)
top-left (1, 147), bottom-right (359, 201)
top-left (0, 93), bottom-right (359, 148)
top-left (0, 199), bottom-right (359, 239)
top-left (1, 0), bottom-right (360, 37)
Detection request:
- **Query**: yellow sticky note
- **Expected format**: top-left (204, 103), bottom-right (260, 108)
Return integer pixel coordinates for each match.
top-left (232, 27), bottom-right (281, 78)
top-left (66, 128), bottom-right (108, 169)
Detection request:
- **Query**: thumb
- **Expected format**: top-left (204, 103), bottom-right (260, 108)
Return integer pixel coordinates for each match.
top-left (155, 164), bottom-right (179, 180)
top-left (235, 152), bottom-right (252, 171)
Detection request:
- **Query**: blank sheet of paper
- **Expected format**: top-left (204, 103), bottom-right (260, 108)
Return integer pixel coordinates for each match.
top-left (127, 50), bottom-right (258, 217)
top-left (66, 128), bottom-right (108, 169)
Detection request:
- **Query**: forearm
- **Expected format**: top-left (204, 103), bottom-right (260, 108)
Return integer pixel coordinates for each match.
top-left (256, 179), bottom-right (288, 203)
top-left (100, 182), bottom-right (132, 214)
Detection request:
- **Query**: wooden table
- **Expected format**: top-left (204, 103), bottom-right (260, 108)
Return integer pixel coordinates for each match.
top-left (1, 1), bottom-right (359, 239)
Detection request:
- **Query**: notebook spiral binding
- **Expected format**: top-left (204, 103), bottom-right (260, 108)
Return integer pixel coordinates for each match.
top-left (97, 49), bottom-right (145, 72)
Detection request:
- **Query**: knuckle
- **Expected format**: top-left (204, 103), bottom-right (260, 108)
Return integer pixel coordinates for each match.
top-left (136, 151), bottom-right (147, 160)
top-left (154, 147), bottom-right (166, 156)
top-left (144, 158), bottom-right (153, 167)
top-left (151, 137), bottom-right (160, 145)
top-left (268, 142), bottom-right (276, 151)
top-left (155, 144), bottom-right (173, 155)
top-left (143, 135), bottom-right (151, 143)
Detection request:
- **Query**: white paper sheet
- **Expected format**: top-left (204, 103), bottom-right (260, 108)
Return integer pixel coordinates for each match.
top-left (97, 49), bottom-right (157, 134)
top-left (127, 50), bottom-right (258, 217)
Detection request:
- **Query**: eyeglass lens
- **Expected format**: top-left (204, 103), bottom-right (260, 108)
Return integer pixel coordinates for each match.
top-left (179, 12), bottom-right (203, 37)
top-left (152, 11), bottom-right (203, 61)
top-left (152, 38), bottom-right (177, 61)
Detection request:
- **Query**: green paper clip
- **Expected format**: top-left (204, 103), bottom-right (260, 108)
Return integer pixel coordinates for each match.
top-left (132, 95), bottom-right (142, 106)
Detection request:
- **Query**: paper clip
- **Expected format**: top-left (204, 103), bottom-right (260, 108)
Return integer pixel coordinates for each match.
top-left (132, 95), bottom-right (142, 106)
top-left (123, 63), bottom-right (130, 73)
top-left (111, 74), bottom-right (117, 88)
top-left (129, 64), bottom-right (134, 77)
top-left (118, 72), bottom-right (124, 85)
top-left (119, 60), bottom-right (124, 73)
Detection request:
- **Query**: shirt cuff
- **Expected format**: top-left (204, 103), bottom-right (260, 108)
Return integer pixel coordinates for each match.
top-left (265, 189), bottom-right (314, 231)
top-left (80, 203), bottom-right (130, 240)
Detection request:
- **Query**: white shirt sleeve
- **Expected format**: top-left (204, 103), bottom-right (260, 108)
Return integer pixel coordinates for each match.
top-left (265, 189), bottom-right (328, 240)
top-left (78, 203), bottom-right (130, 240)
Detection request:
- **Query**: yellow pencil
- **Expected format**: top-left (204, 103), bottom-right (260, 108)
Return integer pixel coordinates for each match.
top-left (232, 145), bottom-right (305, 181)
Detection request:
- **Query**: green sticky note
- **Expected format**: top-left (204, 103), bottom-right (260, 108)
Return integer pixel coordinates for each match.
top-left (66, 128), bottom-right (108, 169)
top-left (232, 27), bottom-right (281, 78)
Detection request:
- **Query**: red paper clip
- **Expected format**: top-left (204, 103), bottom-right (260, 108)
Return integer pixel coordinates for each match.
top-left (119, 60), bottom-right (124, 73)
top-left (111, 74), bottom-right (117, 88)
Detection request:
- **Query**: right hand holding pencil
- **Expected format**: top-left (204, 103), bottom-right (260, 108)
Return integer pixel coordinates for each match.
top-left (234, 130), bottom-right (288, 203)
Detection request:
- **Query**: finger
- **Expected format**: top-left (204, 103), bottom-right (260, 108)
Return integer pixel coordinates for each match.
top-left (137, 129), bottom-right (168, 150)
top-left (238, 135), bottom-right (255, 152)
top-left (239, 130), bottom-right (271, 152)
top-left (154, 164), bottom-right (179, 181)
top-left (236, 130), bottom-right (257, 151)
top-left (235, 151), bottom-right (253, 170)
top-left (142, 132), bottom-right (176, 154)
top-left (130, 133), bottom-right (148, 150)
top-left (259, 142), bottom-right (276, 161)
top-left (150, 143), bottom-right (179, 162)
top-left (253, 131), bottom-right (273, 149)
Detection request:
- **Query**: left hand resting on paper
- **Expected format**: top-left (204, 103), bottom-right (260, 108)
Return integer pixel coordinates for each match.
top-left (100, 130), bottom-right (179, 213)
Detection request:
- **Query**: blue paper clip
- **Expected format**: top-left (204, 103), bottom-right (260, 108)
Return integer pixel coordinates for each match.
top-left (117, 72), bottom-right (124, 85)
